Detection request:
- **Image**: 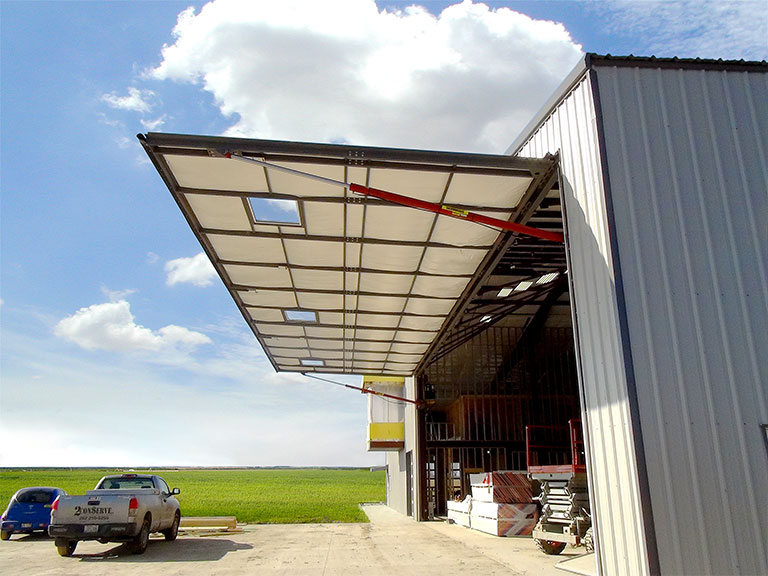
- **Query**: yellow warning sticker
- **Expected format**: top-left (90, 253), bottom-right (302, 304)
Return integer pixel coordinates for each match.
top-left (441, 205), bottom-right (469, 218)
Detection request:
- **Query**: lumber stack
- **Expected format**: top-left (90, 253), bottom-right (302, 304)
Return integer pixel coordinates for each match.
top-left (468, 471), bottom-right (537, 537)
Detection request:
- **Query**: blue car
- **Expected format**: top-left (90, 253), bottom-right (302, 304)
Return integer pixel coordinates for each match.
top-left (1, 487), bottom-right (67, 540)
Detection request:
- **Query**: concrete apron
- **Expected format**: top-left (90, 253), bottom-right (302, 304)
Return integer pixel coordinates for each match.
top-left (0, 503), bottom-right (594, 575)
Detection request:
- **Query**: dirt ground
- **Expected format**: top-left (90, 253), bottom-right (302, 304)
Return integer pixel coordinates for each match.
top-left (0, 504), bottom-right (595, 575)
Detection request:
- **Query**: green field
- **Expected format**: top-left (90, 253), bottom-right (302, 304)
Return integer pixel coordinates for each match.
top-left (0, 468), bottom-right (385, 524)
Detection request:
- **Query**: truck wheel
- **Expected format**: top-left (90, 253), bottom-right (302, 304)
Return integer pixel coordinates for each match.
top-left (535, 538), bottom-right (567, 555)
top-left (131, 516), bottom-right (151, 555)
top-left (56, 540), bottom-right (77, 557)
top-left (163, 511), bottom-right (180, 541)
top-left (583, 527), bottom-right (594, 553)
top-left (0, 530), bottom-right (11, 541)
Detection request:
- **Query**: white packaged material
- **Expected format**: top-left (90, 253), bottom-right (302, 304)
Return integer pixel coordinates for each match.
top-left (469, 502), bottom-right (538, 537)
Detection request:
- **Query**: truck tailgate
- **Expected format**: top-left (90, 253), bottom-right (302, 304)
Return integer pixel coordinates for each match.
top-left (53, 494), bottom-right (133, 526)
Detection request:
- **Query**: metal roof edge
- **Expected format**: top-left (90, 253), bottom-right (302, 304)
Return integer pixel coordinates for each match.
top-left (506, 52), bottom-right (768, 156)
top-left (587, 53), bottom-right (768, 71)
top-left (142, 132), bottom-right (550, 172)
top-left (505, 54), bottom-right (590, 156)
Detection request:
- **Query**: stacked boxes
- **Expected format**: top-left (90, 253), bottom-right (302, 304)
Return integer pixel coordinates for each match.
top-left (468, 471), bottom-right (538, 537)
top-left (446, 495), bottom-right (472, 528)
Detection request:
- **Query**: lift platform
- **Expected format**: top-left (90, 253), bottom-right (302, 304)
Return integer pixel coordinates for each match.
top-left (526, 419), bottom-right (593, 555)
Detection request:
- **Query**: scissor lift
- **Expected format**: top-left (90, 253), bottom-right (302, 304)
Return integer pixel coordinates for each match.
top-left (526, 419), bottom-right (593, 555)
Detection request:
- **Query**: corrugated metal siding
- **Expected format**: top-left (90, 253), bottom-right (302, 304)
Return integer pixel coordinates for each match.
top-left (595, 64), bottom-right (768, 575)
top-left (517, 74), bottom-right (651, 576)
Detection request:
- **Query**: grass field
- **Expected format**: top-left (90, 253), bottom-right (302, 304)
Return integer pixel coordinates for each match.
top-left (0, 468), bottom-right (385, 524)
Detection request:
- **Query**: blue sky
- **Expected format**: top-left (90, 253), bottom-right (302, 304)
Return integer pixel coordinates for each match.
top-left (1, 0), bottom-right (766, 467)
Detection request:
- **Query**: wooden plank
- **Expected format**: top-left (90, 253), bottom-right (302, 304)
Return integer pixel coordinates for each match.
top-left (180, 516), bottom-right (238, 530)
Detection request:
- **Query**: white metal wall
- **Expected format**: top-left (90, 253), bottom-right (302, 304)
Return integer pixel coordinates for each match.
top-left (517, 71), bottom-right (651, 576)
top-left (594, 64), bottom-right (768, 575)
top-left (385, 377), bottom-right (419, 517)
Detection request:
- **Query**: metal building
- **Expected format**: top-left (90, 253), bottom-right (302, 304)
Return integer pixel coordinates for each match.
top-left (141, 54), bottom-right (767, 576)
top-left (509, 55), bottom-right (768, 575)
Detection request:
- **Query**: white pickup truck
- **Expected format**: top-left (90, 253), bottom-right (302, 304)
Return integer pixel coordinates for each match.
top-left (48, 473), bottom-right (181, 557)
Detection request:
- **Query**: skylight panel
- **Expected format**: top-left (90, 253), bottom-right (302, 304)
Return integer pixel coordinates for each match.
top-left (284, 309), bottom-right (318, 323)
top-left (248, 197), bottom-right (301, 225)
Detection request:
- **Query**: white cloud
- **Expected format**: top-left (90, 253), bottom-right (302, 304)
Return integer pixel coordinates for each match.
top-left (1, 318), bottom-right (380, 467)
top-left (102, 86), bottom-right (156, 114)
top-left (53, 299), bottom-right (212, 353)
top-left (149, 0), bottom-right (583, 153)
top-left (101, 285), bottom-right (136, 302)
top-left (141, 115), bottom-right (167, 131)
top-left (116, 135), bottom-right (133, 149)
top-left (269, 198), bottom-right (300, 213)
top-left (165, 252), bottom-right (218, 287)
top-left (601, 0), bottom-right (768, 60)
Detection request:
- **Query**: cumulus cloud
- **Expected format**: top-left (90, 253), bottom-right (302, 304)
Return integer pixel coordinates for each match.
top-left (601, 0), bottom-right (767, 60)
top-left (102, 87), bottom-right (156, 114)
top-left (149, 0), bottom-right (583, 152)
top-left (54, 300), bottom-right (212, 352)
top-left (165, 252), bottom-right (218, 287)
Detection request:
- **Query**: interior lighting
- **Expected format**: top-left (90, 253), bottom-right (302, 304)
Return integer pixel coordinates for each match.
top-left (514, 280), bottom-right (534, 292)
top-left (480, 315), bottom-right (493, 323)
top-left (536, 272), bottom-right (560, 285)
top-left (300, 359), bottom-right (325, 367)
top-left (497, 287), bottom-right (513, 297)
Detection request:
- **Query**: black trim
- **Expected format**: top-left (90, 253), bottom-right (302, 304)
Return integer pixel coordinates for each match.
top-left (589, 67), bottom-right (662, 576)
top-left (48, 522), bottom-right (138, 541)
top-left (761, 425), bottom-right (768, 463)
top-left (587, 53), bottom-right (767, 73)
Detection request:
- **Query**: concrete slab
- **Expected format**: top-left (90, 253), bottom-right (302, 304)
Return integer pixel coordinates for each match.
top-left (555, 553), bottom-right (598, 576)
top-left (0, 504), bottom-right (582, 575)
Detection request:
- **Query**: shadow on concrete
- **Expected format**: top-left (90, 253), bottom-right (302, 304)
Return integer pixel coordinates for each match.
top-left (5, 533), bottom-right (52, 542)
top-left (73, 537), bottom-right (253, 563)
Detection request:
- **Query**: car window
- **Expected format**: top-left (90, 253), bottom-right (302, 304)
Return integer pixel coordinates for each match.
top-left (156, 478), bottom-right (170, 494)
top-left (101, 478), bottom-right (155, 490)
top-left (17, 490), bottom-right (56, 504)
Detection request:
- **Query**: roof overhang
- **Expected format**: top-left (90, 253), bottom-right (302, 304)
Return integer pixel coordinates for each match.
top-left (140, 133), bottom-right (559, 375)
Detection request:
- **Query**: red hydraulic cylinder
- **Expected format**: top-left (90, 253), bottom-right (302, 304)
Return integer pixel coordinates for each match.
top-left (348, 183), bottom-right (564, 243)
